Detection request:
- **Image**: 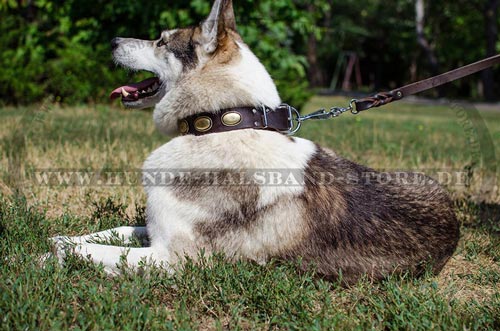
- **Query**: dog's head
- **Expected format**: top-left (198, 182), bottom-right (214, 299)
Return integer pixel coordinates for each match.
top-left (110, 0), bottom-right (281, 134)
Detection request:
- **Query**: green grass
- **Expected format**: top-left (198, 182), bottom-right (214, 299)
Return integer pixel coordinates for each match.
top-left (1, 97), bottom-right (499, 330)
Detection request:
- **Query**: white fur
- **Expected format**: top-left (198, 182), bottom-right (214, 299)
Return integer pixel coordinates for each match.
top-left (113, 37), bottom-right (184, 92)
top-left (232, 43), bottom-right (282, 110)
top-left (53, 129), bottom-right (316, 273)
top-left (144, 131), bottom-right (315, 268)
top-left (143, 130), bottom-right (316, 207)
top-left (51, 3), bottom-right (317, 274)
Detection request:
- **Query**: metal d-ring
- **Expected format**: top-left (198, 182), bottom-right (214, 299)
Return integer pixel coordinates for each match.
top-left (282, 105), bottom-right (302, 136)
top-left (289, 110), bottom-right (302, 135)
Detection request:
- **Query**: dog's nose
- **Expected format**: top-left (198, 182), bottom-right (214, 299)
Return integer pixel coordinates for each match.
top-left (111, 37), bottom-right (123, 50)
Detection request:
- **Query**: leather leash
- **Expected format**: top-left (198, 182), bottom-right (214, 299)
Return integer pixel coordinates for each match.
top-left (287, 53), bottom-right (500, 135)
top-left (353, 53), bottom-right (500, 112)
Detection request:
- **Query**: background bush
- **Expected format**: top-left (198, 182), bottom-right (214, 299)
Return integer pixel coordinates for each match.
top-left (0, 0), bottom-right (317, 108)
top-left (0, 0), bottom-right (498, 108)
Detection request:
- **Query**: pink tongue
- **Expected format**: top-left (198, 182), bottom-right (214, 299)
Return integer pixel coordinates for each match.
top-left (110, 77), bottom-right (160, 100)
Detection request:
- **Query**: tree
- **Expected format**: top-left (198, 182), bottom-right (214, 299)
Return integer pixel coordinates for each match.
top-left (415, 0), bottom-right (444, 97)
top-left (307, 2), bottom-right (322, 87)
top-left (0, 0), bottom-right (497, 104)
top-left (482, 0), bottom-right (499, 101)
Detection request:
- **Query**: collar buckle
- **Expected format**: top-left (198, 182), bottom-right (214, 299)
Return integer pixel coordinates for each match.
top-left (257, 104), bottom-right (269, 129)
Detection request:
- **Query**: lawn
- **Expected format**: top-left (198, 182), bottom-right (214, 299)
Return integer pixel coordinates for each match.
top-left (1, 96), bottom-right (499, 330)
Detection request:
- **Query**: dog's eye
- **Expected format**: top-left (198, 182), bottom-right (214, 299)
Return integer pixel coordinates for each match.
top-left (157, 39), bottom-right (167, 47)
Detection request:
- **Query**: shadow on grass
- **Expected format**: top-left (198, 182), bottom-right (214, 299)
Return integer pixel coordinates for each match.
top-left (90, 197), bottom-right (146, 231)
top-left (454, 198), bottom-right (500, 234)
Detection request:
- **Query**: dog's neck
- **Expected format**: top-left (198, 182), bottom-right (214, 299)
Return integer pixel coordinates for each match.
top-left (153, 42), bottom-right (282, 136)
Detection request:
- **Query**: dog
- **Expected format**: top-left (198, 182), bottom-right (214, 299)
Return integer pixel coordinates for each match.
top-left (52, 0), bottom-right (460, 284)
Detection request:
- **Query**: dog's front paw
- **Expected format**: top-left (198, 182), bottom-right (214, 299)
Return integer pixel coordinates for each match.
top-left (49, 236), bottom-right (73, 265)
top-left (38, 252), bottom-right (55, 268)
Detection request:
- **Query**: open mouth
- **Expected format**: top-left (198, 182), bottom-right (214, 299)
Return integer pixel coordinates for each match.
top-left (110, 77), bottom-right (162, 104)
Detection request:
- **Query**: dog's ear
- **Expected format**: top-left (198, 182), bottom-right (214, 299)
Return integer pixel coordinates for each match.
top-left (201, 0), bottom-right (236, 53)
top-left (221, 0), bottom-right (236, 31)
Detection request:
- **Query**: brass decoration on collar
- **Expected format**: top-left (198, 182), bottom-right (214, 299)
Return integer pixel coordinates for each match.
top-left (221, 112), bottom-right (243, 127)
top-left (178, 120), bottom-right (189, 135)
top-left (194, 116), bottom-right (213, 132)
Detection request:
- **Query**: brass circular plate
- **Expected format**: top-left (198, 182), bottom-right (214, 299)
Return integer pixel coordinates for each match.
top-left (178, 120), bottom-right (189, 135)
top-left (194, 116), bottom-right (213, 132)
top-left (221, 112), bottom-right (242, 127)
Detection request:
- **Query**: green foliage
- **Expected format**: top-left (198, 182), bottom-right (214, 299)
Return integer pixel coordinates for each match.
top-left (1, 0), bottom-right (498, 106)
top-left (0, 0), bottom-right (319, 108)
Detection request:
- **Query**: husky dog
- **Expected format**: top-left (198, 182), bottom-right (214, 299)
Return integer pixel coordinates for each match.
top-left (52, 0), bottom-right (459, 284)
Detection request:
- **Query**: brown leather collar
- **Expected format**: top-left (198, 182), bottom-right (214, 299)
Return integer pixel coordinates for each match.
top-left (178, 105), bottom-right (293, 136)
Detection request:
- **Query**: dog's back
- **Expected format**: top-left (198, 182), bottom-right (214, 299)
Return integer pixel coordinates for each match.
top-left (285, 147), bottom-right (459, 283)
